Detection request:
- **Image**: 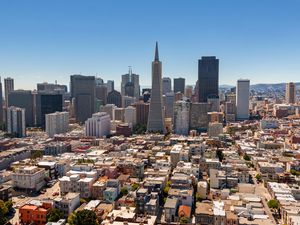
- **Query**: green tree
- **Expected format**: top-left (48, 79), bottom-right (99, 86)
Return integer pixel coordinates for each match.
top-left (290, 169), bottom-right (300, 176)
top-left (243, 154), bottom-right (251, 161)
top-left (4, 200), bottom-right (13, 212)
top-left (47, 208), bottom-right (64, 222)
top-left (267, 199), bottom-right (279, 210)
top-left (68, 209), bottom-right (98, 225)
top-left (255, 173), bottom-right (262, 182)
top-left (179, 216), bottom-right (189, 224)
top-left (120, 187), bottom-right (128, 196)
top-left (0, 200), bottom-right (8, 225)
top-left (30, 150), bottom-right (43, 160)
top-left (131, 183), bottom-right (140, 191)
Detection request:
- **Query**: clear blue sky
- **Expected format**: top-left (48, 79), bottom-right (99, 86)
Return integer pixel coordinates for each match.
top-left (0, 0), bottom-right (300, 90)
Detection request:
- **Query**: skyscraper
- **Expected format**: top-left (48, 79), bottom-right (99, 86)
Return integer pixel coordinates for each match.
top-left (198, 56), bottom-right (219, 102)
top-left (107, 90), bottom-right (122, 107)
top-left (70, 75), bottom-right (95, 123)
top-left (45, 111), bottom-right (69, 137)
top-left (236, 79), bottom-right (250, 120)
top-left (174, 100), bottom-right (190, 135)
top-left (35, 92), bottom-right (63, 128)
top-left (4, 77), bottom-right (14, 108)
top-left (121, 68), bottom-right (140, 99)
top-left (0, 78), bottom-right (3, 124)
top-left (286, 82), bottom-right (296, 104)
top-left (8, 90), bottom-right (34, 127)
top-left (174, 77), bottom-right (185, 94)
top-left (147, 43), bottom-right (166, 133)
top-left (6, 106), bottom-right (26, 137)
top-left (162, 77), bottom-right (172, 94)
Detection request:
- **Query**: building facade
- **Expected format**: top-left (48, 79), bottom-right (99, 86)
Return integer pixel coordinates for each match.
top-left (236, 79), bottom-right (250, 120)
top-left (45, 111), bottom-right (69, 137)
top-left (6, 106), bottom-right (26, 137)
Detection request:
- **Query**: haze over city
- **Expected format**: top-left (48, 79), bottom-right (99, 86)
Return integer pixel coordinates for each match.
top-left (1, 0), bottom-right (300, 90)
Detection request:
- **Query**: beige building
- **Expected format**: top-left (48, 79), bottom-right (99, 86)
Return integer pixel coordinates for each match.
top-left (12, 166), bottom-right (46, 191)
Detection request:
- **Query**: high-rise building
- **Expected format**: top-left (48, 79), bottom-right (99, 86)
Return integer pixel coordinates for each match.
top-left (95, 84), bottom-right (108, 106)
top-left (147, 43), bottom-right (166, 133)
top-left (123, 96), bottom-right (135, 108)
top-left (286, 82), bottom-right (296, 104)
top-left (37, 82), bottom-right (67, 93)
top-left (185, 85), bottom-right (193, 99)
top-left (124, 106), bottom-right (137, 128)
top-left (236, 79), bottom-right (250, 120)
top-left (70, 75), bottom-right (95, 123)
top-left (162, 77), bottom-right (172, 95)
top-left (4, 77), bottom-right (14, 108)
top-left (163, 92), bottom-right (174, 120)
top-left (100, 104), bottom-right (116, 121)
top-left (106, 80), bottom-right (114, 93)
top-left (207, 96), bottom-right (220, 112)
top-left (0, 78), bottom-right (4, 124)
top-left (173, 100), bottom-right (190, 135)
top-left (85, 112), bottom-right (111, 138)
top-left (45, 111), bottom-right (69, 137)
top-left (189, 102), bottom-right (212, 132)
top-left (198, 56), bottom-right (219, 102)
top-left (35, 92), bottom-right (63, 128)
top-left (8, 90), bottom-right (34, 127)
top-left (121, 68), bottom-right (140, 99)
top-left (173, 77), bottom-right (185, 94)
top-left (133, 102), bottom-right (149, 125)
top-left (107, 90), bottom-right (122, 108)
top-left (6, 106), bottom-right (26, 137)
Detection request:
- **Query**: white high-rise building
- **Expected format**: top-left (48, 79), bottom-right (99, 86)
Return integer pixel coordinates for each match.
top-left (173, 100), bottom-right (190, 135)
top-left (7, 106), bottom-right (26, 137)
top-left (124, 106), bottom-right (136, 128)
top-left (85, 112), bottom-right (111, 137)
top-left (236, 79), bottom-right (250, 120)
top-left (46, 111), bottom-right (69, 137)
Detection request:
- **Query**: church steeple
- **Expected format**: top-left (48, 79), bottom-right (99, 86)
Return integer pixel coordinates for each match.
top-left (154, 42), bottom-right (159, 61)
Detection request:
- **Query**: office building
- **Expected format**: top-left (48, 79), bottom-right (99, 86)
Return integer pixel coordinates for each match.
top-left (207, 96), bottom-right (220, 112)
top-left (236, 79), bottom-right (250, 120)
top-left (162, 77), bottom-right (172, 94)
top-left (198, 56), bottom-right (219, 102)
top-left (174, 101), bottom-right (190, 135)
top-left (107, 80), bottom-right (114, 93)
top-left (8, 90), bottom-right (34, 127)
top-left (286, 82), bottom-right (296, 104)
top-left (45, 111), bottom-right (69, 137)
top-left (6, 106), bottom-right (26, 137)
top-left (95, 84), bottom-right (108, 106)
top-left (35, 92), bottom-right (63, 128)
top-left (133, 102), bottom-right (149, 125)
top-left (164, 92), bottom-right (174, 120)
top-left (124, 106), bottom-right (137, 128)
top-left (185, 85), bottom-right (193, 99)
top-left (174, 77), bottom-right (185, 94)
top-left (85, 112), bottom-right (111, 137)
top-left (100, 104), bottom-right (116, 120)
top-left (37, 82), bottom-right (67, 93)
top-left (70, 75), bottom-right (95, 123)
top-left (107, 90), bottom-right (122, 107)
top-left (121, 68), bottom-right (140, 99)
top-left (4, 77), bottom-right (14, 107)
top-left (114, 107), bottom-right (125, 121)
top-left (0, 78), bottom-right (3, 124)
top-left (147, 43), bottom-right (166, 133)
top-left (123, 96), bottom-right (136, 108)
top-left (189, 102), bottom-right (212, 132)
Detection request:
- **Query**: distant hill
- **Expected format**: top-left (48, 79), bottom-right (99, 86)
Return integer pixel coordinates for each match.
top-left (220, 82), bottom-right (300, 91)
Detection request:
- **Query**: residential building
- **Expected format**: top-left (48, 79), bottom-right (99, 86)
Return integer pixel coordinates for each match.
top-left (85, 112), bottom-right (111, 138)
top-left (6, 106), bottom-right (26, 137)
top-left (54, 192), bottom-right (80, 218)
top-left (45, 111), bottom-right (69, 137)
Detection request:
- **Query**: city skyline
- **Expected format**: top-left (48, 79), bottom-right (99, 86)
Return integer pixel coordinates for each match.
top-left (1, 0), bottom-right (300, 90)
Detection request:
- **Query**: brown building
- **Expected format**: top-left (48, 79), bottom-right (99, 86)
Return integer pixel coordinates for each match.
top-left (133, 102), bottom-right (149, 125)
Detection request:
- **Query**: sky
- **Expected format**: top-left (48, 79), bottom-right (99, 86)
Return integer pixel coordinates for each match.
top-left (0, 0), bottom-right (300, 90)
